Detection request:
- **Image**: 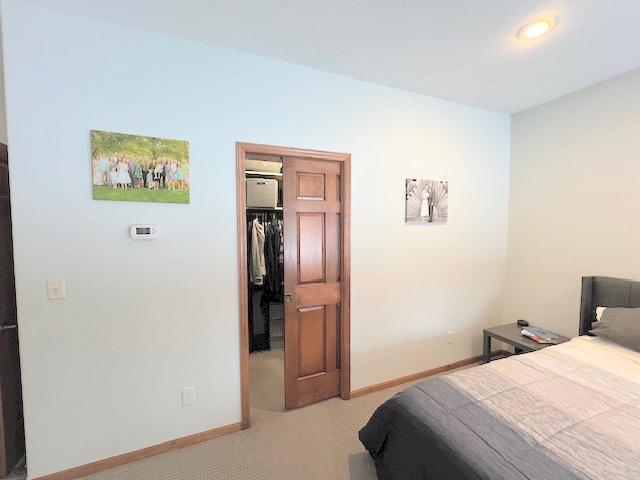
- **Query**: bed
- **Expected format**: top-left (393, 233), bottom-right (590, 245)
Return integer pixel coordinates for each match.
top-left (359, 276), bottom-right (640, 480)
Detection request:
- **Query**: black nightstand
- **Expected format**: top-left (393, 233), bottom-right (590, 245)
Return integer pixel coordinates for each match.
top-left (482, 323), bottom-right (569, 363)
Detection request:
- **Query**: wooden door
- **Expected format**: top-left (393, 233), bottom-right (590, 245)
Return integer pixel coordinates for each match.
top-left (0, 143), bottom-right (25, 476)
top-left (283, 157), bottom-right (342, 408)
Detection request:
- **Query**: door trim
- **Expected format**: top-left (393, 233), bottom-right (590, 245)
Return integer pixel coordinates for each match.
top-left (236, 142), bottom-right (351, 428)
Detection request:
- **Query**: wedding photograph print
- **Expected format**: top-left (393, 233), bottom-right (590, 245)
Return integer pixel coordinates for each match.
top-left (405, 178), bottom-right (448, 223)
top-left (91, 130), bottom-right (190, 204)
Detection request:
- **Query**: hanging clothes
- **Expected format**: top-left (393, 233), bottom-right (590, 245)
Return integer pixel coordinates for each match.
top-left (250, 287), bottom-right (269, 351)
top-left (264, 217), bottom-right (283, 298)
top-left (247, 211), bottom-right (284, 352)
top-left (250, 218), bottom-right (266, 285)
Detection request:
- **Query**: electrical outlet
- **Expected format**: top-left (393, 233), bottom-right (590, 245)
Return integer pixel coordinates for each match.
top-left (181, 387), bottom-right (196, 406)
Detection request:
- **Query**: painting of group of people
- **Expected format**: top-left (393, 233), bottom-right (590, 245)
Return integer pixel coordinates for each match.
top-left (93, 157), bottom-right (187, 191)
top-left (91, 130), bottom-right (190, 204)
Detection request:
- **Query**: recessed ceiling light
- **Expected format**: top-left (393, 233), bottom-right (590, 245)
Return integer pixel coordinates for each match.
top-left (518, 19), bottom-right (554, 39)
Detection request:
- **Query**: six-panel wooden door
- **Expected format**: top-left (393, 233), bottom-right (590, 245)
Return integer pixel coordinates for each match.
top-left (283, 157), bottom-right (343, 408)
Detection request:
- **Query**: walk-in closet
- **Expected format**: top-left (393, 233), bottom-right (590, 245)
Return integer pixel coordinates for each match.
top-left (245, 156), bottom-right (285, 411)
top-left (238, 142), bottom-right (351, 424)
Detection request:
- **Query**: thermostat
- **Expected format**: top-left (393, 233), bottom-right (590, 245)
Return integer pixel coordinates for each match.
top-left (129, 225), bottom-right (159, 240)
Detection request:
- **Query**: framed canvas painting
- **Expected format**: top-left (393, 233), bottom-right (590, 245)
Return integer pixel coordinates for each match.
top-left (405, 178), bottom-right (448, 223)
top-left (91, 130), bottom-right (190, 204)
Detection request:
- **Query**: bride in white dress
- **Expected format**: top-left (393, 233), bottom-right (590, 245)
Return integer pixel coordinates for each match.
top-left (420, 186), bottom-right (431, 218)
top-left (116, 159), bottom-right (132, 189)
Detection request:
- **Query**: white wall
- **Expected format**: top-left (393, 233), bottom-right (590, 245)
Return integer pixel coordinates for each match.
top-left (504, 68), bottom-right (640, 337)
top-left (1, 1), bottom-right (510, 477)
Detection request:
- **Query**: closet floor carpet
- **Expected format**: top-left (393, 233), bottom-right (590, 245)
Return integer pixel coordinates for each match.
top-left (52, 355), bottom-right (473, 480)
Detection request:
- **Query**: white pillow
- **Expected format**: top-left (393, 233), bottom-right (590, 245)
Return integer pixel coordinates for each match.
top-left (596, 306), bottom-right (607, 322)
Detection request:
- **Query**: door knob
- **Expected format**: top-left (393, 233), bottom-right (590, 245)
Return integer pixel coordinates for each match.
top-left (284, 293), bottom-right (293, 303)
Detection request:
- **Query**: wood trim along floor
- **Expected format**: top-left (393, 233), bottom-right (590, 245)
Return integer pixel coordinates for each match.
top-left (32, 350), bottom-right (510, 479)
top-left (350, 350), bottom-right (510, 398)
top-left (34, 423), bottom-right (242, 480)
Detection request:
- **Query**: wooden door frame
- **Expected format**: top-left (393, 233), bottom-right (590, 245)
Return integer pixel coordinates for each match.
top-left (236, 142), bottom-right (351, 428)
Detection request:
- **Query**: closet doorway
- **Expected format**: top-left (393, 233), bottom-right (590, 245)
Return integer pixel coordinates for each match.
top-left (236, 142), bottom-right (351, 428)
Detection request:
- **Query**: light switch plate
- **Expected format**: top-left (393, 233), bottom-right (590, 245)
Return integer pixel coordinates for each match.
top-left (47, 278), bottom-right (66, 300)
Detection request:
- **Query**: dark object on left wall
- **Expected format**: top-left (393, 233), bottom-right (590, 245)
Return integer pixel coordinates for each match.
top-left (0, 143), bottom-right (26, 477)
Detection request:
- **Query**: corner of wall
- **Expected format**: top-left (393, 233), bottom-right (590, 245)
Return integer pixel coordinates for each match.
top-left (499, 113), bottom-right (514, 326)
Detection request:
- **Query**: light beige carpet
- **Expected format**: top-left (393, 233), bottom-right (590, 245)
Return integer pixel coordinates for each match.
top-left (249, 350), bottom-right (286, 412)
top-left (37, 353), bottom-right (474, 480)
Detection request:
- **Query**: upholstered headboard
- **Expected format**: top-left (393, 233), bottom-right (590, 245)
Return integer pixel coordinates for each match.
top-left (580, 276), bottom-right (640, 335)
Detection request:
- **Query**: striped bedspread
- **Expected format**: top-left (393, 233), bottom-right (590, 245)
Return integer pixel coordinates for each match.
top-left (359, 336), bottom-right (640, 480)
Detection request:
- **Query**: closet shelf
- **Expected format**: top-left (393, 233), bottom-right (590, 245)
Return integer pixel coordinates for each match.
top-left (247, 206), bottom-right (283, 211)
top-left (245, 170), bottom-right (283, 177)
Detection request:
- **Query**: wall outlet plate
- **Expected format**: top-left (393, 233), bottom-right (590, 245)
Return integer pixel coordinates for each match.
top-left (181, 386), bottom-right (196, 406)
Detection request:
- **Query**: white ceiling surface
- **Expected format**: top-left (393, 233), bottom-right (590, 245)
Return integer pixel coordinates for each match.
top-left (23, 0), bottom-right (640, 113)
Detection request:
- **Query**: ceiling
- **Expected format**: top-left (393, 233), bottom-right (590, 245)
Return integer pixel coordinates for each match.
top-left (25, 0), bottom-right (640, 113)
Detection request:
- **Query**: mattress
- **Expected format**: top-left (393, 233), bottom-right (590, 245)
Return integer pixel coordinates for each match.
top-left (359, 336), bottom-right (640, 480)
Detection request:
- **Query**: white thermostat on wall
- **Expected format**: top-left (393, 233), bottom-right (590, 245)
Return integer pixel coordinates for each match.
top-left (129, 225), bottom-right (159, 240)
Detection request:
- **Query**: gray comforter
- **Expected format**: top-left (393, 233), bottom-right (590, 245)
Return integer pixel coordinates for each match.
top-left (359, 336), bottom-right (640, 480)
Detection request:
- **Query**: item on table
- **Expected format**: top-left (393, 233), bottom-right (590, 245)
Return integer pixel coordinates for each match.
top-left (521, 326), bottom-right (560, 344)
